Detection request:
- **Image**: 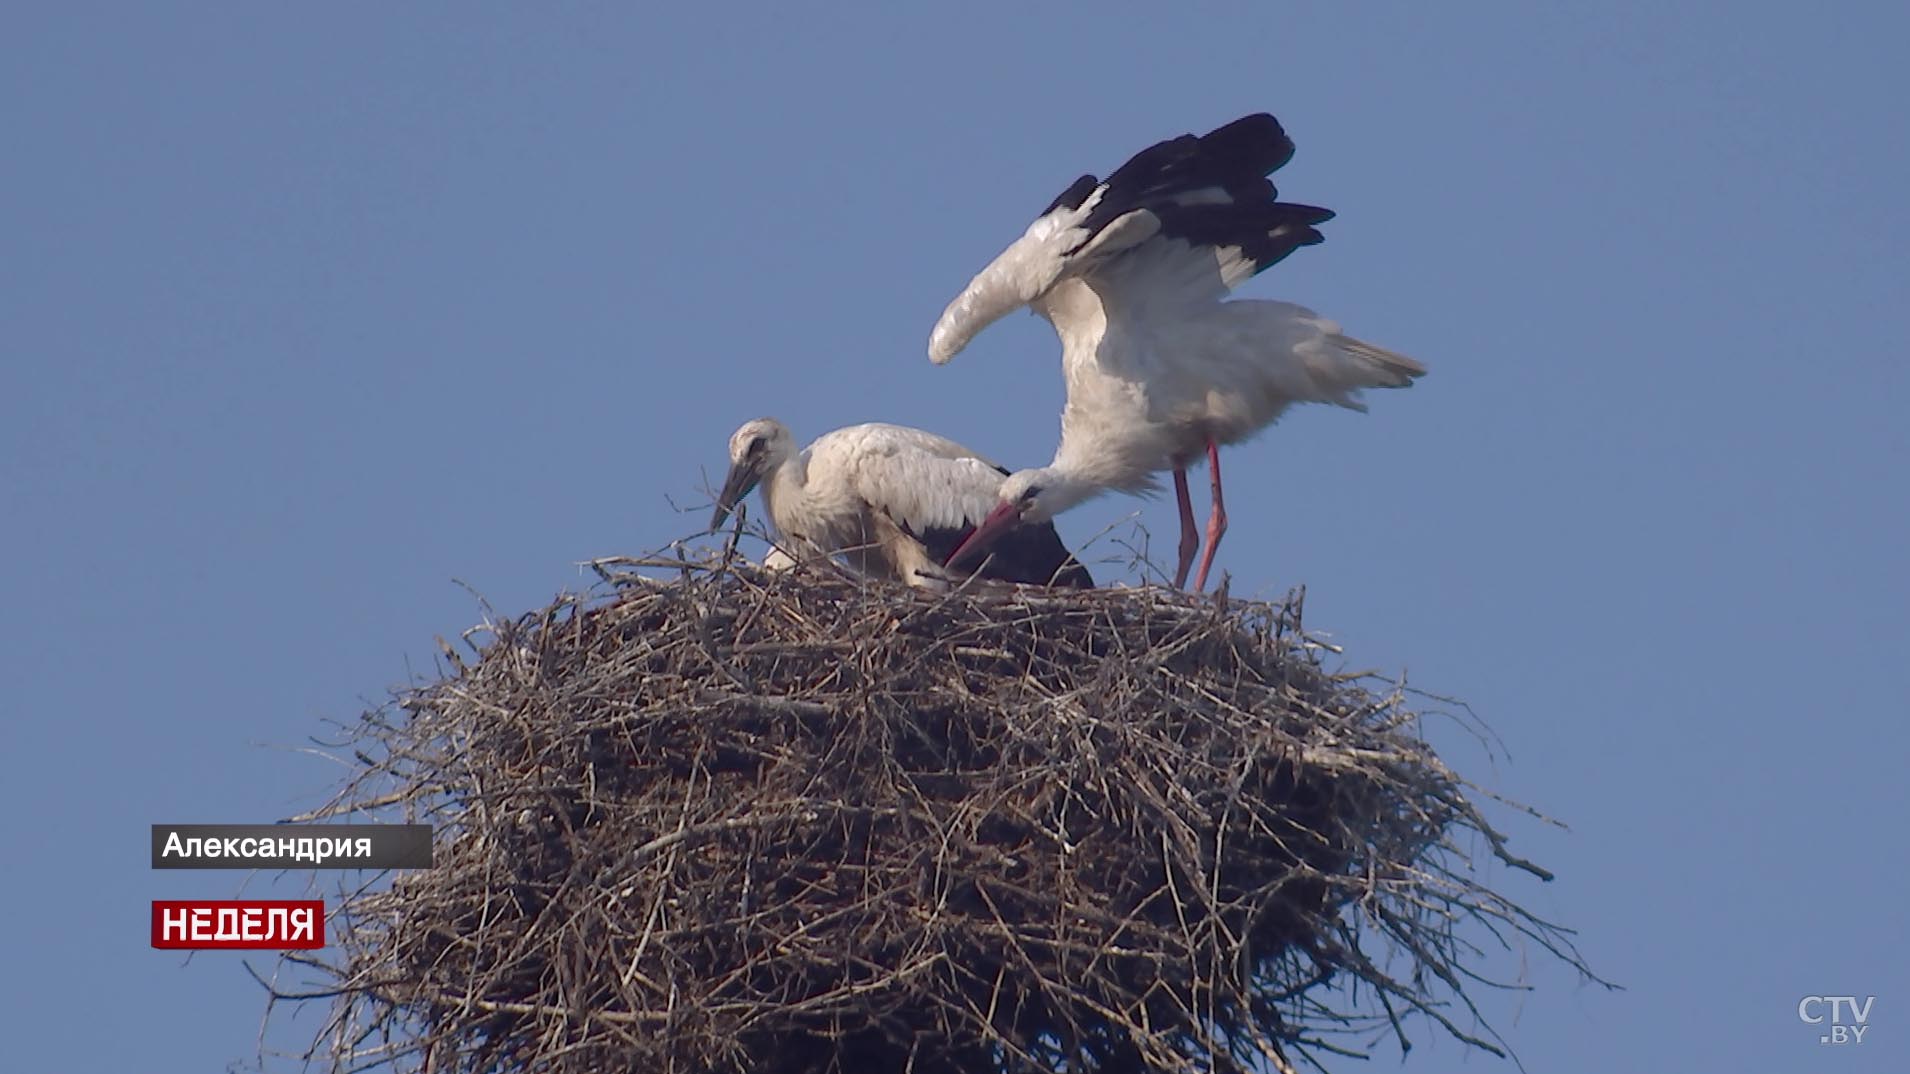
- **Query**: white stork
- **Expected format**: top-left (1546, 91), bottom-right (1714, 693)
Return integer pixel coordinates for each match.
top-left (710, 418), bottom-right (1094, 589)
top-left (931, 113), bottom-right (1425, 592)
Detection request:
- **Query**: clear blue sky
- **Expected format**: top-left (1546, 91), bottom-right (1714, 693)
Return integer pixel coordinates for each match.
top-left (3, 4), bottom-right (1904, 1071)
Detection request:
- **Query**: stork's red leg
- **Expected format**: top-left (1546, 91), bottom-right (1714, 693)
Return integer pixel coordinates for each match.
top-left (1172, 467), bottom-right (1199, 588)
top-left (1192, 440), bottom-right (1228, 593)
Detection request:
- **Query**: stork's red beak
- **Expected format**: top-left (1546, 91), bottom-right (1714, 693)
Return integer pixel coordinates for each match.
top-left (947, 501), bottom-right (1021, 569)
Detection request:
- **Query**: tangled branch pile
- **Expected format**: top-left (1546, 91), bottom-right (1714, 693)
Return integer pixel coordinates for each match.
top-left (276, 553), bottom-right (1594, 1074)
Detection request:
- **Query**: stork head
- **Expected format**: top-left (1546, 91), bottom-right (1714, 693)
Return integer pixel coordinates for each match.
top-left (711, 417), bottom-right (794, 530)
top-left (996, 469), bottom-right (1064, 525)
top-left (946, 469), bottom-right (1064, 569)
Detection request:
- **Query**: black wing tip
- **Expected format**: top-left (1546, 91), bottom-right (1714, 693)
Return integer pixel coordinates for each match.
top-left (1042, 173), bottom-right (1102, 217)
top-left (1251, 219), bottom-right (1330, 274)
top-left (1204, 112), bottom-right (1285, 141)
top-left (1153, 199), bottom-right (1338, 269)
top-left (1199, 112), bottom-right (1297, 176)
top-left (1075, 111), bottom-right (1311, 242)
top-left (1283, 202), bottom-right (1336, 226)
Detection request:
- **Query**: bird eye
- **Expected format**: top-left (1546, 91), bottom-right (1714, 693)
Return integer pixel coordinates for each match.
top-left (1021, 486), bottom-right (1044, 504)
top-left (745, 437), bottom-right (766, 457)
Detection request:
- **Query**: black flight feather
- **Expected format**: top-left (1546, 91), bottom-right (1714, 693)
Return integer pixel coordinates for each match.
top-left (1042, 173), bottom-right (1101, 216)
top-left (1192, 113), bottom-right (1297, 178)
top-left (1153, 200), bottom-right (1336, 276)
top-left (1050, 112), bottom-right (1326, 266)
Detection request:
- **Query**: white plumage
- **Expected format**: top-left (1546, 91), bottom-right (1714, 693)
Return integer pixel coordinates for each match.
top-left (934, 113), bottom-right (1425, 591)
top-left (710, 418), bottom-right (1093, 589)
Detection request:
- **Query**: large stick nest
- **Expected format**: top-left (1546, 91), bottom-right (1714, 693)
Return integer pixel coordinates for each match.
top-left (272, 552), bottom-right (1596, 1074)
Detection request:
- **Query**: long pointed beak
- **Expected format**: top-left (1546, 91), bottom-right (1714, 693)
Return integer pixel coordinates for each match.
top-left (710, 462), bottom-right (761, 530)
top-left (947, 501), bottom-right (1022, 569)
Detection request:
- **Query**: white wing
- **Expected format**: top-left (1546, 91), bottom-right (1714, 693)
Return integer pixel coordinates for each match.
top-left (812, 423), bottom-right (1009, 541)
top-left (927, 113), bottom-right (1331, 364)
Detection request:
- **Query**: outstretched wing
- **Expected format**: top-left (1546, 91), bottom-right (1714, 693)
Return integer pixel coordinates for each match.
top-left (928, 113), bottom-right (1332, 364)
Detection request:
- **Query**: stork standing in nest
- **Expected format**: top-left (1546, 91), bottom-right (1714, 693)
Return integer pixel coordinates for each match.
top-left (711, 418), bottom-right (1093, 590)
top-left (932, 113), bottom-right (1425, 592)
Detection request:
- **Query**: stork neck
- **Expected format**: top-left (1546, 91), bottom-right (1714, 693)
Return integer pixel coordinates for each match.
top-left (1049, 426), bottom-right (1162, 497)
top-left (758, 452), bottom-right (809, 527)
